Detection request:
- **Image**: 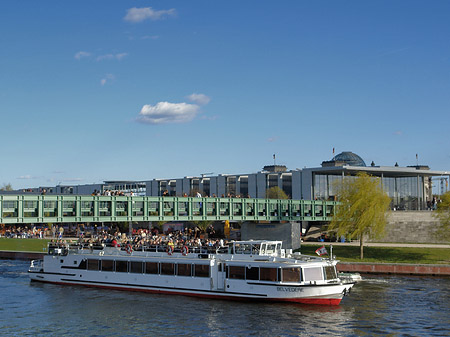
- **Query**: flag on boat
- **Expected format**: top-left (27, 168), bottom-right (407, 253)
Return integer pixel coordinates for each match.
top-left (315, 246), bottom-right (328, 256)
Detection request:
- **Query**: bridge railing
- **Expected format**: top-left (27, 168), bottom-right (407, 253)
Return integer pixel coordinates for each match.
top-left (0, 195), bottom-right (337, 224)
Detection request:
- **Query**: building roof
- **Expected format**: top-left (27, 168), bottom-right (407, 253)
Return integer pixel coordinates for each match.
top-left (322, 151), bottom-right (366, 167)
top-left (308, 165), bottom-right (449, 177)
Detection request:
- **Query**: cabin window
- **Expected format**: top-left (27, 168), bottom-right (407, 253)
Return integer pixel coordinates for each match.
top-left (145, 262), bottom-right (158, 274)
top-left (260, 244), bottom-right (266, 255)
top-left (260, 267), bottom-right (278, 282)
top-left (234, 244), bottom-right (252, 254)
top-left (303, 267), bottom-right (323, 281)
top-left (130, 261), bottom-right (143, 274)
top-left (282, 267), bottom-right (301, 282)
top-left (194, 264), bottom-right (210, 278)
top-left (177, 263), bottom-right (192, 276)
top-left (323, 266), bottom-right (337, 280)
top-left (246, 266), bottom-right (259, 280)
top-left (228, 266), bottom-right (245, 279)
top-left (87, 259), bottom-right (99, 271)
top-left (161, 263), bottom-right (175, 275)
top-left (101, 260), bottom-right (114, 272)
top-left (115, 260), bottom-right (128, 273)
top-left (266, 244), bottom-right (277, 255)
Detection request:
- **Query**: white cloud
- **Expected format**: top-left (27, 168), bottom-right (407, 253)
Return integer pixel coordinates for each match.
top-left (74, 51), bottom-right (91, 60)
top-left (17, 175), bottom-right (34, 179)
top-left (97, 53), bottom-right (128, 61)
top-left (267, 137), bottom-right (278, 142)
top-left (137, 102), bottom-right (200, 124)
top-left (124, 7), bottom-right (176, 23)
top-left (394, 130), bottom-right (403, 136)
top-left (187, 93), bottom-right (211, 105)
top-left (100, 74), bottom-right (115, 86)
top-left (61, 178), bottom-right (84, 182)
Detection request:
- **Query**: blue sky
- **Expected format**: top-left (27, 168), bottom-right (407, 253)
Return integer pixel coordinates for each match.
top-left (1, 1), bottom-right (449, 189)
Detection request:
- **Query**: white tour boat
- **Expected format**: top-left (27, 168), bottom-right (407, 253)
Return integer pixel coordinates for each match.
top-left (29, 240), bottom-right (355, 305)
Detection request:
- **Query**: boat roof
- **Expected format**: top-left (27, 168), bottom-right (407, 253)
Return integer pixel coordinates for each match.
top-left (231, 240), bottom-right (282, 245)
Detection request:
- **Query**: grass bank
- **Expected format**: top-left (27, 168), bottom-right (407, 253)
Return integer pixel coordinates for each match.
top-left (299, 244), bottom-right (450, 265)
top-left (0, 238), bottom-right (50, 252)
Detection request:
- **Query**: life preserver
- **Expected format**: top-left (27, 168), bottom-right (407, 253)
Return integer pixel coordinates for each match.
top-left (167, 245), bottom-right (174, 255)
top-left (126, 244), bottom-right (133, 255)
top-left (181, 246), bottom-right (189, 256)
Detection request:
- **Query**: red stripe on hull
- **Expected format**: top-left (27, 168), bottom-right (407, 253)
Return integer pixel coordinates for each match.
top-left (31, 279), bottom-right (342, 305)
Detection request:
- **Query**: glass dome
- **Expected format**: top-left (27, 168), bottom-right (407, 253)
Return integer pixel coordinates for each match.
top-left (334, 151), bottom-right (366, 166)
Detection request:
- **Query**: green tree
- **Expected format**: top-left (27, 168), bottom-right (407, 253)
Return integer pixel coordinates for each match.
top-left (433, 191), bottom-right (450, 241)
top-left (327, 172), bottom-right (391, 259)
top-left (0, 183), bottom-right (13, 191)
top-left (266, 186), bottom-right (288, 199)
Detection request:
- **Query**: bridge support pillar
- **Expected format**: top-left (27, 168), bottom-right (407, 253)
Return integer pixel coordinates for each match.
top-left (240, 221), bottom-right (303, 250)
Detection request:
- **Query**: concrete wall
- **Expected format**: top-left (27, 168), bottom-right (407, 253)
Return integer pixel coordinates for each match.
top-left (247, 174), bottom-right (257, 198)
top-left (291, 171), bottom-right (302, 200)
top-left (301, 211), bottom-right (446, 244)
top-left (256, 173), bottom-right (267, 198)
top-left (376, 211), bottom-right (444, 243)
top-left (240, 221), bottom-right (302, 250)
top-left (301, 169), bottom-right (313, 200)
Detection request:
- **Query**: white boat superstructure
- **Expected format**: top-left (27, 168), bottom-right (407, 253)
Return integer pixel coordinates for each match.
top-left (29, 240), bottom-right (354, 305)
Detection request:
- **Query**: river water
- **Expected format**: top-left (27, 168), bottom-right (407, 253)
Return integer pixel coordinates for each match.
top-left (1, 259), bottom-right (449, 337)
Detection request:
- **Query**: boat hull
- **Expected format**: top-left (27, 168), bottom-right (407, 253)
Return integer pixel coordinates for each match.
top-left (29, 270), bottom-right (351, 305)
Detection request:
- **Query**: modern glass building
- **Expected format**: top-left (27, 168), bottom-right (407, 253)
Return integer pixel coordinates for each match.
top-left (12, 151), bottom-right (448, 211)
top-left (145, 151), bottom-right (448, 211)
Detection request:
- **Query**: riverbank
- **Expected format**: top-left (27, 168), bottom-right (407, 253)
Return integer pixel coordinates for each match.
top-left (337, 262), bottom-right (450, 276)
top-left (0, 251), bottom-right (45, 260)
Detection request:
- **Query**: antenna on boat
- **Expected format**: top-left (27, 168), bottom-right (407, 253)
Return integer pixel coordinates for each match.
top-left (330, 244), bottom-right (333, 261)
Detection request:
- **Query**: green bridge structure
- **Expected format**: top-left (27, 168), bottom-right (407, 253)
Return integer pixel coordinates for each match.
top-left (0, 195), bottom-right (337, 225)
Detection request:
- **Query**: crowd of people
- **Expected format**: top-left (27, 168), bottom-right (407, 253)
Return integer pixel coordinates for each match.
top-left (77, 226), bottom-right (227, 253)
top-left (92, 188), bottom-right (252, 198)
top-left (0, 225), bottom-right (45, 239)
top-left (2, 222), bottom-right (228, 253)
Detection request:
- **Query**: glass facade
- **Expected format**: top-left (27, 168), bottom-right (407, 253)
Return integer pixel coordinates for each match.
top-left (313, 173), bottom-right (426, 210)
top-left (281, 174), bottom-right (292, 198)
top-left (313, 174), bottom-right (347, 201)
top-left (239, 176), bottom-right (248, 197)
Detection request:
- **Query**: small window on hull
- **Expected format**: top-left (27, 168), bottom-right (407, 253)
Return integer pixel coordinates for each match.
top-left (145, 262), bottom-right (158, 274)
top-left (87, 259), bottom-right (99, 271)
top-left (260, 267), bottom-right (278, 282)
top-left (177, 264), bottom-right (192, 276)
top-left (228, 266), bottom-right (245, 279)
top-left (101, 260), bottom-right (114, 272)
top-left (246, 266), bottom-right (259, 280)
top-left (161, 263), bottom-right (175, 275)
top-left (303, 267), bottom-right (323, 282)
top-left (130, 261), bottom-right (143, 274)
top-left (194, 264), bottom-right (210, 278)
top-left (282, 267), bottom-right (301, 282)
top-left (323, 266), bottom-right (337, 280)
top-left (115, 260), bottom-right (128, 273)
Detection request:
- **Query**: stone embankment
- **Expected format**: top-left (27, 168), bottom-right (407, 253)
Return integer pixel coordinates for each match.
top-left (337, 262), bottom-right (450, 276)
top-left (0, 251), bottom-right (44, 260)
top-left (302, 242), bottom-right (450, 276)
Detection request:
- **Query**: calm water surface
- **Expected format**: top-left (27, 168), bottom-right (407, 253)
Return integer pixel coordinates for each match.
top-left (1, 259), bottom-right (449, 336)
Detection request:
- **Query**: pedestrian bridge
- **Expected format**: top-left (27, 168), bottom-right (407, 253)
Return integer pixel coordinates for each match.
top-left (0, 195), bottom-right (336, 224)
